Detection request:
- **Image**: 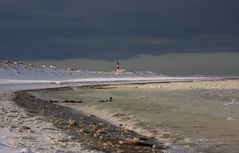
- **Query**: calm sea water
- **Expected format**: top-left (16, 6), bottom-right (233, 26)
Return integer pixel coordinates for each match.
top-left (31, 81), bottom-right (239, 153)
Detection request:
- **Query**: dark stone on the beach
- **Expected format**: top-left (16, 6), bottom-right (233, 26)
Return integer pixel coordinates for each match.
top-left (99, 97), bottom-right (113, 103)
top-left (49, 100), bottom-right (59, 103)
top-left (123, 129), bottom-right (134, 133)
top-left (76, 100), bottom-right (82, 103)
top-left (63, 99), bottom-right (82, 103)
top-left (89, 124), bottom-right (98, 132)
top-left (133, 138), bottom-right (155, 147)
top-left (161, 133), bottom-right (170, 139)
top-left (99, 100), bottom-right (109, 103)
top-left (18, 126), bottom-right (32, 133)
top-left (119, 137), bottom-right (157, 147)
top-left (96, 128), bottom-right (107, 135)
top-left (88, 114), bottom-right (96, 118)
top-left (22, 126), bottom-right (31, 130)
top-left (77, 128), bottom-right (90, 134)
top-left (102, 141), bottom-right (114, 148)
top-left (68, 119), bottom-right (77, 128)
top-left (152, 144), bottom-right (165, 149)
top-left (64, 100), bottom-right (69, 103)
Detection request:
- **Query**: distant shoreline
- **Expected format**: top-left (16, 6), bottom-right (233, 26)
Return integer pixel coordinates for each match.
top-left (11, 77), bottom-right (239, 92)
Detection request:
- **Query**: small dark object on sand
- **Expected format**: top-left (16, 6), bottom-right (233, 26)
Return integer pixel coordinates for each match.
top-left (50, 100), bottom-right (59, 103)
top-left (64, 100), bottom-right (82, 103)
top-left (99, 97), bottom-right (113, 103)
top-left (77, 100), bottom-right (82, 103)
top-left (68, 119), bottom-right (77, 127)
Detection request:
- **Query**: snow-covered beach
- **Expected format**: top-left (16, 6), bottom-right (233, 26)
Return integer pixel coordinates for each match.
top-left (1, 60), bottom-right (239, 153)
top-left (0, 91), bottom-right (102, 153)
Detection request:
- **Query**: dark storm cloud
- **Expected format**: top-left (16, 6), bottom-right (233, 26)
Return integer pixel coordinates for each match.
top-left (0, 0), bottom-right (239, 60)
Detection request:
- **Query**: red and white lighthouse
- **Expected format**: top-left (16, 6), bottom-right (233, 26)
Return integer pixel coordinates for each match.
top-left (116, 62), bottom-right (120, 71)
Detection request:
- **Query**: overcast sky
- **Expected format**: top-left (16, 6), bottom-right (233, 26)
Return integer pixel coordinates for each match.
top-left (1, 0), bottom-right (239, 75)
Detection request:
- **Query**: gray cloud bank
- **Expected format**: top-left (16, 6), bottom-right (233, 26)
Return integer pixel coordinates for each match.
top-left (0, 0), bottom-right (239, 60)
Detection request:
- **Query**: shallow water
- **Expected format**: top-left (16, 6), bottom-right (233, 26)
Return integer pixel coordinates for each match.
top-left (32, 81), bottom-right (239, 153)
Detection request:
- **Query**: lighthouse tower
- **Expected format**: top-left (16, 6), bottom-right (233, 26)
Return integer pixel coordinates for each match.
top-left (116, 62), bottom-right (120, 72)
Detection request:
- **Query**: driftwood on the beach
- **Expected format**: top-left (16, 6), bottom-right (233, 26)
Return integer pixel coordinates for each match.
top-left (118, 137), bottom-right (164, 148)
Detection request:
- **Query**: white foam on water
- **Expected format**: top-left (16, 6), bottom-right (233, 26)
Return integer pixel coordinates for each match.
top-left (72, 104), bottom-right (202, 153)
top-left (225, 98), bottom-right (239, 106)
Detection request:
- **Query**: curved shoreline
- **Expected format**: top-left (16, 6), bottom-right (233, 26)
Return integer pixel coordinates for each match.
top-left (1, 79), bottom-right (239, 153)
top-left (13, 89), bottom-right (166, 153)
top-left (0, 91), bottom-right (101, 153)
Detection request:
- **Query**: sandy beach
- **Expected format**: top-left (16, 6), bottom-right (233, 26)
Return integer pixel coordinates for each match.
top-left (0, 91), bottom-right (104, 153)
top-left (1, 79), bottom-right (239, 153)
top-left (1, 1), bottom-right (239, 152)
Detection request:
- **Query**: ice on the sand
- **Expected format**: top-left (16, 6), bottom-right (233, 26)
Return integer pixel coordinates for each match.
top-left (20, 148), bottom-right (33, 153)
top-left (0, 144), bottom-right (19, 153)
top-left (225, 98), bottom-right (239, 106)
top-left (0, 129), bottom-right (19, 153)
